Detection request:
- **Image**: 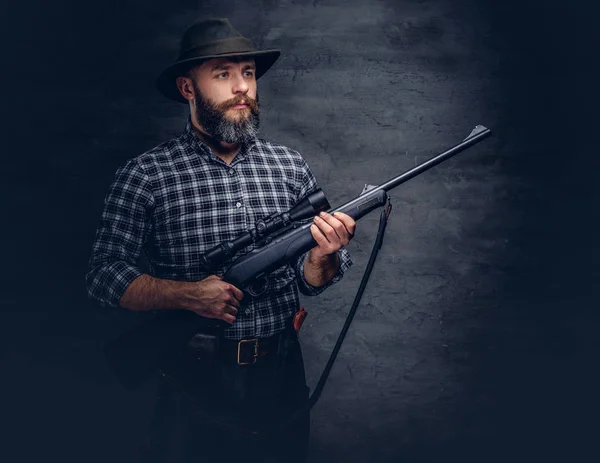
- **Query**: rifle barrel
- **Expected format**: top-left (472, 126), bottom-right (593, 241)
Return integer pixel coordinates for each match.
top-left (333, 125), bottom-right (491, 214)
top-left (379, 125), bottom-right (491, 192)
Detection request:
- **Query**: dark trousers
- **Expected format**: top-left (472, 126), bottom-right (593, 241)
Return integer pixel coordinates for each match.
top-left (139, 325), bottom-right (310, 463)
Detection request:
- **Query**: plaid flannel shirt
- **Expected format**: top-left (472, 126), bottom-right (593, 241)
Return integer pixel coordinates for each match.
top-left (86, 117), bottom-right (352, 339)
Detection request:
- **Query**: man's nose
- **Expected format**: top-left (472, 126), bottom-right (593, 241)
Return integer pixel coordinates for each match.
top-left (231, 73), bottom-right (249, 94)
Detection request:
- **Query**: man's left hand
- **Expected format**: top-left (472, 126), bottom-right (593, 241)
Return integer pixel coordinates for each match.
top-left (309, 211), bottom-right (356, 258)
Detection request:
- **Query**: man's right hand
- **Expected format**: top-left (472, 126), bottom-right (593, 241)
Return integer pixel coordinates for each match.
top-left (119, 273), bottom-right (243, 324)
top-left (182, 275), bottom-right (244, 324)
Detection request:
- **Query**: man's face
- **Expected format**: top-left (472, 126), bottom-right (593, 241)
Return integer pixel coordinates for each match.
top-left (189, 57), bottom-right (260, 144)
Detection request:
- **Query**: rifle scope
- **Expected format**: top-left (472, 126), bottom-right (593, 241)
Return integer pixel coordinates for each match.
top-left (199, 188), bottom-right (330, 269)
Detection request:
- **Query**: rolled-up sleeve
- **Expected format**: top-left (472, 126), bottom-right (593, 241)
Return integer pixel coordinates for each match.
top-left (292, 153), bottom-right (353, 296)
top-left (295, 248), bottom-right (353, 296)
top-left (85, 159), bottom-right (154, 307)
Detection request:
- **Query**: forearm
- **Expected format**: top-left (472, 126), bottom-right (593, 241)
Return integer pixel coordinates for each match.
top-left (303, 249), bottom-right (340, 288)
top-left (119, 274), bottom-right (192, 311)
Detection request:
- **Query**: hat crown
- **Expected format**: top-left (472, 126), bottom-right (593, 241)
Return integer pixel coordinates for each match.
top-left (180, 18), bottom-right (252, 55)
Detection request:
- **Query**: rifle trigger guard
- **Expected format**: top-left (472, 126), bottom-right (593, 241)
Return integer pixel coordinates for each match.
top-left (247, 276), bottom-right (269, 297)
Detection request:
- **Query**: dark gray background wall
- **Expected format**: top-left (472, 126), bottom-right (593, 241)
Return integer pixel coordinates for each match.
top-left (1, 0), bottom-right (598, 462)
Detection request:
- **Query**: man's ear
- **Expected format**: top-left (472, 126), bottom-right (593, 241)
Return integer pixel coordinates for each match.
top-left (176, 76), bottom-right (195, 102)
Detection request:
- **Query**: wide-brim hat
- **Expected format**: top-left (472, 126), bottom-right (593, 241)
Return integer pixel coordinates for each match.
top-left (156, 18), bottom-right (280, 103)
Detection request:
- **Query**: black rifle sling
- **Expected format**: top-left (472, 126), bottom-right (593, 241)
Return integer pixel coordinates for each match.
top-left (271, 197), bottom-right (393, 436)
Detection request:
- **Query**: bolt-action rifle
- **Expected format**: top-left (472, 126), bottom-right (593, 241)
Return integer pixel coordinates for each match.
top-left (103, 125), bottom-right (491, 390)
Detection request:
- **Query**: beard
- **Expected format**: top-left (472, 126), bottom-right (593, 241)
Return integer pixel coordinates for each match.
top-left (192, 84), bottom-right (260, 144)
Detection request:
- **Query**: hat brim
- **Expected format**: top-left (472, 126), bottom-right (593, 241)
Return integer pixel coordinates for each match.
top-left (156, 49), bottom-right (280, 103)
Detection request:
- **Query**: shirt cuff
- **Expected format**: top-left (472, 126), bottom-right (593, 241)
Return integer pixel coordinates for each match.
top-left (86, 261), bottom-right (143, 308)
top-left (295, 248), bottom-right (353, 296)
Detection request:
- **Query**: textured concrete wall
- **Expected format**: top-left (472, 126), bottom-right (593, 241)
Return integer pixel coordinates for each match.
top-left (1, 0), bottom-right (598, 462)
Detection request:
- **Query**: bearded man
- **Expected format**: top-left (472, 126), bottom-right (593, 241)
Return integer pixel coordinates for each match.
top-left (86, 18), bottom-right (355, 463)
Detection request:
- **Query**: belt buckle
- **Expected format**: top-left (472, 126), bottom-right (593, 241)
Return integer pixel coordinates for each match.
top-left (237, 338), bottom-right (259, 366)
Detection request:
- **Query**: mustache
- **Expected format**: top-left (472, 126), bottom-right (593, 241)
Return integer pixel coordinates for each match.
top-left (214, 95), bottom-right (259, 112)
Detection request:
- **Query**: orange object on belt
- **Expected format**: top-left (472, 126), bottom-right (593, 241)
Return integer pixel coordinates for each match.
top-left (293, 307), bottom-right (308, 334)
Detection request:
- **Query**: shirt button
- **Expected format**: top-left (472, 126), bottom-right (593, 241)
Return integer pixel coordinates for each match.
top-left (236, 202), bottom-right (242, 208)
top-left (245, 308), bottom-right (251, 315)
top-left (229, 169), bottom-right (234, 175)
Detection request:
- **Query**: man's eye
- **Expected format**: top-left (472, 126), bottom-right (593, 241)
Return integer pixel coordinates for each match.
top-left (217, 72), bottom-right (228, 78)
top-left (244, 71), bottom-right (255, 77)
